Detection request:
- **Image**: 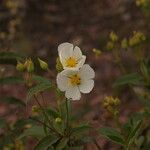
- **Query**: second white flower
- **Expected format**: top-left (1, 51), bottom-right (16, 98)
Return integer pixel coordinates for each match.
top-left (57, 64), bottom-right (95, 100)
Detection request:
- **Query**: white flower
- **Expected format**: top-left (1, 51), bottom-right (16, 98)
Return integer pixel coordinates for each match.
top-left (58, 42), bottom-right (86, 70)
top-left (56, 64), bottom-right (95, 100)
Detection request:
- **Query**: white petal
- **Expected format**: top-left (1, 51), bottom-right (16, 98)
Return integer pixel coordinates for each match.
top-left (73, 46), bottom-right (82, 60)
top-left (76, 55), bottom-right (86, 69)
top-left (79, 79), bottom-right (94, 93)
top-left (56, 73), bottom-right (69, 91)
top-left (58, 42), bottom-right (74, 61)
top-left (63, 55), bottom-right (86, 71)
top-left (60, 69), bottom-right (77, 77)
top-left (79, 64), bottom-right (95, 79)
top-left (65, 86), bottom-right (81, 100)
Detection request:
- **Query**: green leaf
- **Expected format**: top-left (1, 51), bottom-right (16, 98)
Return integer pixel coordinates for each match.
top-left (99, 127), bottom-right (125, 145)
top-left (127, 120), bottom-right (142, 146)
top-left (19, 125), bottom-right (45, 139)
top-left (0, 51), bottom-right (24, 65)
top-left (27, 83), bottom-right (52, 98)
top-left (56, 138), bottom-right (68, 150)
top-left (34, 135), bottom-right (59, 150)
top-left (1, 97), bottom-right (26, 107)
top-left (32, 75), bottom-right (51, 84)
top-left (140, 61), bottom-right (149, 80)
top-left (14, 118), bottom-right (35, 129)
top-left (0, 76), bottom-right (24, 85)
top-left (113, 73), bottom-right (142, 86)
top-left (138, 95), bottom-right (150, 107)
top-left (81, 136), bottom-right (94, 144)
top-left (71, 124), bottom-right (91, 136)
top-left (46, 108), bottom-right (59, 118)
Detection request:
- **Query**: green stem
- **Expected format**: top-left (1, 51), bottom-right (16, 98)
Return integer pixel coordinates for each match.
top-left (40, 92), bottom-right (47, 107)
top-left (93, 139), bottom-right (103, 150)
top-left (34, 95), bottom-right (61, 136)
top-left (113, 48), bottom-right (126, 74)
top-left (66, 99), bottom-right (69, 130)
top-left (29, 116), bottom-right (57, 134)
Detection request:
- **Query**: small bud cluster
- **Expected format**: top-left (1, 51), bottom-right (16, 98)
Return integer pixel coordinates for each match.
top-left (0, 0), bottom-right (25, 45)
top-left (93, 48), bottom-right (102, 57)
top-left (121, 38), bottom-right (128, 49)
top-left (136, 0), bottom-right (149, 7)
top-left (103, 96), bottom-right (120, 116)
top-left (129, 31), bottom-right (146, 47)
top-left (16, 58), bottom-right (34, 86)
top-left (16, 58), bottom-right (34, 73)
top-left (16, 58), bottom-right (51, 86)
top-left (3, 140), bottom-right (24, 150)
top-left (106, 32), bottom-right (118, 51)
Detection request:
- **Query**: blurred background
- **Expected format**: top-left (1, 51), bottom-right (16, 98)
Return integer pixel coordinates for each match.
top-left (0, 0), bottom-right (149, 149)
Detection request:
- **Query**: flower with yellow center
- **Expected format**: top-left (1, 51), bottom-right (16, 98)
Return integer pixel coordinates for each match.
top-left (57, 64), bottom-right (95, 100)
top-left (70, 74), bottom-right (81, 86)
top-left (58, 42), bottom-right (86, 70)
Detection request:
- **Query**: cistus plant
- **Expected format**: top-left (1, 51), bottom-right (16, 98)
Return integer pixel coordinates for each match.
top-left (93, 30), bottom-right (150, 149)
top-left (0, 38), bottom-right (149, 150)
top-left (13, 42), bottom-right (97, 149)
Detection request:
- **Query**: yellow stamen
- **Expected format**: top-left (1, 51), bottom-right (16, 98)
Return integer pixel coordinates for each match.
top-left (66, 57), bottom-right (77, 67)
top-left (69, 74), bottom-right (81, 86)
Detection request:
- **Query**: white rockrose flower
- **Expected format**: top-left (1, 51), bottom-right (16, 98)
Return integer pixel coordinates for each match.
top-left (58, 42), bottom-right (86, 70)
top-left (56, 64), bottom-right (95, 100)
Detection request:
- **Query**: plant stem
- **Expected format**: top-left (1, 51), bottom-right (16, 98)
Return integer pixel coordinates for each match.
top-left (29, 116), bottom-right (56, 133)
top-left (66, 99), bottom-right (69, 130)
top-left (40, 92), bottom-right (47, 107)
top-left (47, 68), bottom-right (56, 80)
top-left (93, 139), bottom-right (103, 150)
top-left (34, 95), bottom-right (61, 136)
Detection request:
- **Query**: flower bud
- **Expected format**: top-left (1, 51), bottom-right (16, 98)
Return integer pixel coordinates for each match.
top-left (55, 117), bottom-right (62, 123)
top-left (110, 32), bottom-right (118, 42)
top-left (121, 38), bottom-right (128, 49)
top-left (15, 140), bottom-right (24, 150)
top-left (38, 58), bottom-right (48, 70)
top-left (16, 61), bottom-right (25, 71)
top-left (25, 59), bottom-right (34, 73)
top-left (114, 110), bottom-right (119, 116)
top-left (24, 124), bottom-right (32, 129)
top-left (107, 41), bottom-right (114, 51)
top-left (93, 48), bottom-right (102, 57)
top-left (56, 57), bottom-right (63, 72)
top-left (32, 105), bottom-right (40, 113)
top-left (129, 31), bottom-right (146, 47)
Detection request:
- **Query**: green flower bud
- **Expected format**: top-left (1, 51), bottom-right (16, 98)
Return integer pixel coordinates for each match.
top-left (25, 59), bottom-right (34, 73)
top-left (110, 32), bottom-right (118, 42)
top-left (106, 41), bottom-right (114, 51)
top-left (55, 117), bottom-right (62, 123)
top-left (129, 31), bottom-right (146, 47)
top-left (113, 98), bottom-right (120, 106)
top-left (136, 0), bottom-right (147, 6)
top-left (24, 124), bottom-right (32, 129)
top-left (93, 48), bottom-right (102, 57)
top-left (121, 38), bottom-right (128, 49)
top-left (38, 58), bottom-right (48, 70)
top-left (32, 105), bottom-right (40, 113)
top-left (16, 61), bottom-right (25, 71)
top-left (56, 57), bottom-right (63, 72)
top-left (114, 110), bottom-right (119, 116)
top-left (15, 140), bottom-right (24, 150)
